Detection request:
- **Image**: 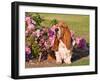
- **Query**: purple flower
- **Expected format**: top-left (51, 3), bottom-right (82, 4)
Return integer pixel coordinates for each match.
top-left (49, 36), bottom-right (55, 47)
top-left (48, 29), bottom-right (55, 47)
top-left (76, 37), bottom-right (87, 49)
top-left (50, 25), bottom-right (58, 32)
top-left (48, 29), bottom-right (54, 37)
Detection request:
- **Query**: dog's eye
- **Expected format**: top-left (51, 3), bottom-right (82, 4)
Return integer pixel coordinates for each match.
top-left (55, 28), bottom-right (59, 32)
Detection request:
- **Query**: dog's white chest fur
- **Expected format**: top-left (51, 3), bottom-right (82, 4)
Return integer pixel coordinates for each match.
top-left (58, 40), bottom-right (69, 52)
top-left (55, 40), bottom-right (72, 64)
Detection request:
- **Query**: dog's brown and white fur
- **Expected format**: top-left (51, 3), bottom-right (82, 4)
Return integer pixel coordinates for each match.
top-left (52, 22), bottom-right (72, 64)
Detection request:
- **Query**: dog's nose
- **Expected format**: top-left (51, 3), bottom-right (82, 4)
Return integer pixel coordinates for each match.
top-left (55, 28), bottom-right (59, 32)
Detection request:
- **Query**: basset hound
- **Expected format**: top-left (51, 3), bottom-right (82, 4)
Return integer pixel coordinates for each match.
top-left (52, 21), bottom-right (72, 64)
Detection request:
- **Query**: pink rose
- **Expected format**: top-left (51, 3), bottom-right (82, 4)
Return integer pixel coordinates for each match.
top-left (76, 37), bottom-right (81, 45)
top-left (32, 31), bottom-right (36, 37)
top-left (27, 24), bottom-right (35, 31)
top-left (44, 42), bottom-right (48, 47)
top-left (25, 17), bottom-right (31, 25)
top-left (25, 46), bottom-right (31, 55)
top-left (25, 16), bottom-right (36, 31)
top-left (25, 30), bottom-right (29, 36)
top-left (49, 36), bottom-right (55, 47)
top-left (70, 30), bottom-right (75, 39)
top-left (50, 25), bottom-right (58, 33)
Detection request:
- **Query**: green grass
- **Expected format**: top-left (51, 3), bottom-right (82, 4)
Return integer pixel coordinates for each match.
top-left (61, 57), bottom-right (89, 66)
top-left (25, 57), bottom-right (89, 68)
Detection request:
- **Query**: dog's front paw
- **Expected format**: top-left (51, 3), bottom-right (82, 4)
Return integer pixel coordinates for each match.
top-left (67, 61), bottom-right (71, 64)
top-left (56, 61), bottom-right (62, 64)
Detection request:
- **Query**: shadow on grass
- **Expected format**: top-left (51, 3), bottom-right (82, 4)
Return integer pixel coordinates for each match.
top-left (71, 47), bottom-right (89, 62)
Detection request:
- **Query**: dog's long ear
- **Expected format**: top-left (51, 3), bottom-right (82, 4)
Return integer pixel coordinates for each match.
top-left (62, 26), bottom-right (72, 50)
top-left (52, 35), bottom-right (59, 51)
top-left (57, 21), bottom-right (67, 38)
top-left (58, 21), bottom-right (71, 49)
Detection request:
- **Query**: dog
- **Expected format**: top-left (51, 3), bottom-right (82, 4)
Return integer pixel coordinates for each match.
top-left (52, 21), bottom-right (72, 64)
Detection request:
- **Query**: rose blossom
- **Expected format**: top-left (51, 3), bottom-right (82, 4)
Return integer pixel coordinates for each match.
top-left (25, 46), bottom-right (31, 55)
top-left (25, 30), bottom-right (29, 37)
top-left (25, 16), bottom-right (36, 32)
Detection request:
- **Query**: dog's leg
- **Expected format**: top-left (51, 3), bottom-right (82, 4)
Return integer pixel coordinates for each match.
top-left (67, 55), bottom-right (72, 64)
top-left (64, 50), bottom-right (72, 64)
top-left (55, 51), bottom-right (62, 64)
top-left (63, 53), bottom-right (68, 64)
top-left (67, 50), bottom-right (72, 64)
top-left (59, 50), bottom-right (66, 63)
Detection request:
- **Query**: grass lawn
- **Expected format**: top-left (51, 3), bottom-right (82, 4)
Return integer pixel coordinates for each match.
top-left (62, 56), bottom-right (89, 66)
top-left (25, 12), bottom-right (90, 68)
top-left (25, 56), bottom-right (89, 68)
